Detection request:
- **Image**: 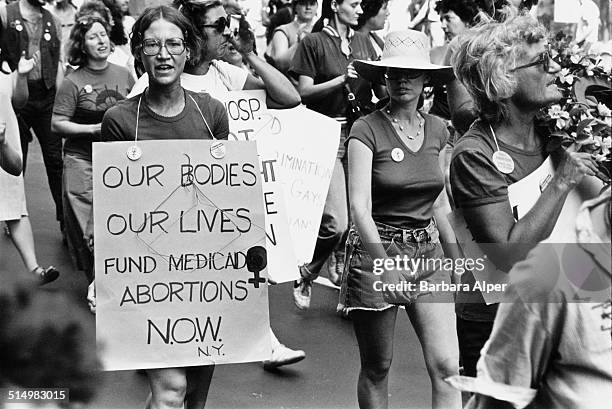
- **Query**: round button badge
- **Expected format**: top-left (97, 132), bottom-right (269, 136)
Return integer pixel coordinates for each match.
top-left (391, 147), bottom-right (404, 162)
top-left (492, 151), bottom-right (515, 174)
top-left (84, 84), bottom-right (93, 93)
top-left (43, 32), bottom-right (51, 42)
top-left (126, 145), bottom-right (142, 161)
top-left (210, 141), bottom-right (226, 159)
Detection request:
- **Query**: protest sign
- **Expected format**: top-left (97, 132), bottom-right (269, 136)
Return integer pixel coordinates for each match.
top-left (220, 91), bottom-right (340, 273)
top-left (259, 106), bottom-right (340, 265)
top-left (93, 140), bottom-right (270, 371)
top-left (218, 90), bottom-right (298, 282)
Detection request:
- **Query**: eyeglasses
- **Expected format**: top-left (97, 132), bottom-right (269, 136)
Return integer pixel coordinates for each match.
top-left (140, 38), bottom-right (186, 56)
top-left (511, 47), bottom-right (552, 73)
top-left (384, 70), bottom-right (424, 81)
top-left (201, 16), bottom-right (230, 33)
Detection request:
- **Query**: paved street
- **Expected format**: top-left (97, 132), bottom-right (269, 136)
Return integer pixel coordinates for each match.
top-left (1, 141), bottom-right (433, 409)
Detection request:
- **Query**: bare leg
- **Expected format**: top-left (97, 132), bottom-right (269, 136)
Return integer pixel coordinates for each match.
top-left (6, 216), bottom-right (38, 272)
top-left (406, 302), bottom-right (461, 409)
top-left (350, 307), bottom-right (398, 409)
top-left (146, 368), bottom-right (187, 409)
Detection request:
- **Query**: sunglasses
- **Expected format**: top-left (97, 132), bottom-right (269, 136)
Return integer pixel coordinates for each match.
top-left (511, 46), bottom-right (552, 73)
top-left (384, 70), bottom-right (424, 81)
top-left (140, 38), bottom-right (186, 56)
top-left (201, 16), bottom-right (230, 33)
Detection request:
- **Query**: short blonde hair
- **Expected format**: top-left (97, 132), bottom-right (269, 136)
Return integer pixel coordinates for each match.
top-left (452, 14), bottom-right (547, 124)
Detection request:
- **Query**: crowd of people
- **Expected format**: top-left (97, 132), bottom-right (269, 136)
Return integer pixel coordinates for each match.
top-left (1, 0), bottom-right (610, 408)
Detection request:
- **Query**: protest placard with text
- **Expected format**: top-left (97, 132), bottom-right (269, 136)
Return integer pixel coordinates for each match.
top-left (93, 140), bottom-right (270, 371)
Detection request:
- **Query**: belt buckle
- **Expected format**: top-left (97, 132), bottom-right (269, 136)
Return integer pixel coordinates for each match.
top-left (415, 229), bottom-right (426, 243)
top-left (402, 230), bottom-right (409, 244)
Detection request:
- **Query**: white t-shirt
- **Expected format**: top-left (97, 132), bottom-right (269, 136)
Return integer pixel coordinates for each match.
top-left (128, 60), bottom-right (249, 99)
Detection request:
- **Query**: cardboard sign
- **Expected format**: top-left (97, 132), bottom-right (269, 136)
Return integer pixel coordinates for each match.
top-left (259, 106), bottom-right (340, 265)
top-left (93, 140), bottom-right (270, 371)
top-left (219, 91), bottom-right (340, 270)
top-left (218, 90), bottom-right (299, 282)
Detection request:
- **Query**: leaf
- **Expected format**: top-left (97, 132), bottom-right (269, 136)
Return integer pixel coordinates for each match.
top-left (577, 118), bottom-right (597, 135)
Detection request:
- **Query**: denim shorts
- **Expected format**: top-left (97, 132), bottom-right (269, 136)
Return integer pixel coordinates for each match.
top-left (338, 220), bottom-right (453, 313)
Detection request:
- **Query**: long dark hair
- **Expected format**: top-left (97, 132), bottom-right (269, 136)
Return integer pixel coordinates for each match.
top-left (313, 0), bottom-right (343, 32)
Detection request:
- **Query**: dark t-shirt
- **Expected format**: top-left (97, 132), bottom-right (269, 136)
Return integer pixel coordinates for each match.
top-left (289, 28), bottom-right (377, 118)
top-left (53, 63), bottom-right (134, 158)
top-left (101, 90), bottom-right (229, 142)
top-left (450, 120), bottom-right (548, 321)
top-left (348, 110), bottom-right (449, 229)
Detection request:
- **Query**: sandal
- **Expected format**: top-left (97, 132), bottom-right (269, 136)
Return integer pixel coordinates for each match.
top-left (32, 266), bottom-right (60, 285)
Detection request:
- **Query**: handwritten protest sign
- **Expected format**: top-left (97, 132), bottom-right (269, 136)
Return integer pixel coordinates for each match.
top-left (93, 140), bottom-right (270, 371)
top-left (258, 107), bottom-right (340, 265)
top-left (219, 91), bottom-right (340, 273)
top-left (217, 90), bottom-right (298, 282)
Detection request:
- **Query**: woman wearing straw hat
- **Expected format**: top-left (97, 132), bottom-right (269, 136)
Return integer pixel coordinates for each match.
top-left (339, 30), bottom-right (461, 408)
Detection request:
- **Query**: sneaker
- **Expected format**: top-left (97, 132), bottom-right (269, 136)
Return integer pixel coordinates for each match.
top-left (263, 344), bottom-right (306, 370)
top-left (293, 277), bottom-right (312, 310)
top-left (33, 266), bottom-right (60, 285)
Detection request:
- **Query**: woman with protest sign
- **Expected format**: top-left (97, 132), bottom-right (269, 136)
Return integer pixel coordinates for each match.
top-left (1, 31), bottom-right (59, 285)
top-left (52, 15), bottom-right (134, 283)
top-left (99, 6), bottom-right (229, 408)
top-left (128, 0), bottom-right (300, 109)
top-left (340, 29), bottom-right (460, 409)
top-left (450, 14), bottom-right (607, 379)
top-left (290, 0), bottom-right (381, 307)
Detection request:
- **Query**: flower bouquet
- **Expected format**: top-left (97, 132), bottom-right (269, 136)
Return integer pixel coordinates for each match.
top-left (536, 32), bottom-right (611, 183)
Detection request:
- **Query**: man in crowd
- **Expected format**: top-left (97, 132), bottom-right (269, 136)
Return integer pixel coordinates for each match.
top-left (0, 0), bottom-right (64, 232)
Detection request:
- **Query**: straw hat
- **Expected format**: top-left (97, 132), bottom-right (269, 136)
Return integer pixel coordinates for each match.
top-left (354, 30), bottom-right (454, 85)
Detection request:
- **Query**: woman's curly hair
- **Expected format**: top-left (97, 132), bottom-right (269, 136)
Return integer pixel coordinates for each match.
top-left (452, 14), bottom-right (547, 124)
top-left (66, 15), bottom-right (113, 67)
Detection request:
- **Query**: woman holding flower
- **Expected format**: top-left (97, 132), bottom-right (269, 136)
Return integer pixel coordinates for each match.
top-left (450, 15), bottom-right (607, 378)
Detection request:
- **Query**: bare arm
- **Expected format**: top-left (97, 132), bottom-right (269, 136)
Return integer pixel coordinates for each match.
top-left (51, 113), bottom-right (101, 138)
top-left (0, 121), bottom-right (22, 176)
top-left (297, 74), bottom-right (346, 105)
top-left (462, 150), bottom-right (602, 268)
top-left (12, 51), bottom-right (38, 110)
top-left (267, 30), bottom-right (299, 73)
top-left (242, 52), bottom-right (301, 108)
top-left (348, 139), bottom-right (387, 261)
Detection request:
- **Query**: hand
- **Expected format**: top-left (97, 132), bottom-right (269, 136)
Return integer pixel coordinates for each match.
top-left (227, 16), bottom-right (255, 55)
top-left (90, 123), bottom-right (102, 136)
top-left (552, 149), bottom-right (605, 189)
top-left (87, 281), bottom-right (96, 314)
top-left (17, 50), bottom-right (39, 76)
top-left (347, 62), bottom-right (358, 79)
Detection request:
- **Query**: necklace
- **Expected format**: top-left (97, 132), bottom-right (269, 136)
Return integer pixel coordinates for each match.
top-left (384, 108), bottom-right (424, 140)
